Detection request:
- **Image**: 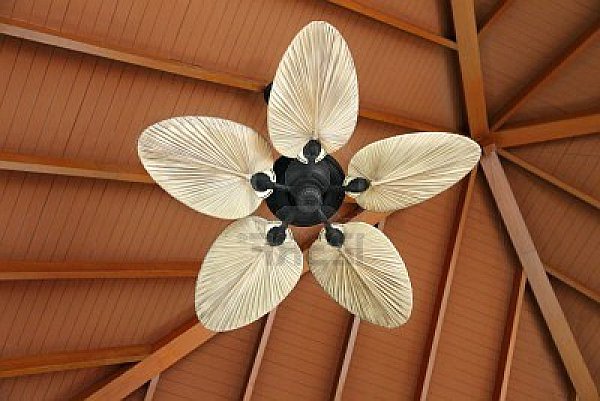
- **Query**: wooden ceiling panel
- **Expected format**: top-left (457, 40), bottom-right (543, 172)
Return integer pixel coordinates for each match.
top-left (343, 184), bottom-right (461, 400)
top-left (507, 41), bottom-right (600, 125)
top-left (427, 176), bottom-right (517, 400)
top-left (478, 0), bottom-right (600, 117)
top-left (503, 161), bottom-right (600, 293)
top-left (154, 320), bottom-right (263, 400)
top-left (1, 0), bottom-right (463, 129)
top-left (250, 276), bottom-right (349, 401)
top-left (0, 366), bottom-right (119, 401)
top-left (0, 278), bottom-right (194, 358)
top-left (506, 289), bottom-right (572, 401)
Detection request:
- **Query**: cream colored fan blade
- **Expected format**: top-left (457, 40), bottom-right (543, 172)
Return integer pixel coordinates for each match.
top-left (268, 21), bottom-right (359, 158)
top-left (309, 222), bottom-right (412, 328)
top-left (138, 116), bottom-right (273, 220)
top-left (347, 132), bottom-right (480, 212)
top-left (195, 216), bottom-right (303, 332)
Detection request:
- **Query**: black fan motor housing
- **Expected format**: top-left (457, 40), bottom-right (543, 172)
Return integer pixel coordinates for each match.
top-left (266, 155), bottom-right (346, 227)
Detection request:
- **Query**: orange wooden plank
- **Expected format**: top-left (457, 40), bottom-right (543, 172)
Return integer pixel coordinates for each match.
top-left (413, 169), bottom-right (478, 401)
top-left (490, 20), bottom-right (600, 131)
top-left (143, 375), bottom-right (160, 401)
top-left (485, 112), bottom-right (600, 148)
top-left (478, 0), bottom-right (515, 37)
top-left (545, 265), bottom-right (600, 304)
top-left (326, 0), bottom-right (457, 49)
top-left (241, 309), bottom-right (278, 401)
top-left (332, 315), bottom-right (361, 401)
top-left (493, 268), bottom-right (526, 401)
top-left (0, 261), bottom-right (199, 280)
top-left (498, 148), bottom-right (600, 210)
top-left (480, 149), bottom-right (598, 401)
top-left (450, 0), bottom-right (489, 139)
top-left (0, 345), bottom-right (152, 378)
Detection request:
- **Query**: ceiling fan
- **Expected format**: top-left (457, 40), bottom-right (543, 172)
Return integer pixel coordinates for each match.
top-left (138, 21), bottom-right (480, 332)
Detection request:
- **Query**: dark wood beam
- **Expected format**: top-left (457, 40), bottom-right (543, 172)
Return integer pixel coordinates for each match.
top-left (0, 261), bottom-right (198, 280)
top-left (484, 112), bottom-right (600, 148)
top-left (498, 149), bottom-right (600, 210)
top-left (493, 269), bottom-right (526, 401)
top-left (326, 0), bottom-right (457, 49)
top-left (143, 375), bottom-right (160, 401)
top-left (0, 345), bottom-right (151, 378)
top-left (0, 151), bottom-right (152, 183)
top-left (490, 20), bottom-right (600, 131)
top-left (480, 149), bottom-right (598, 401)
top-left (414, 169), bottom-right (478, 400)
top-left (545, 264), bottom-right (600, 304)
top-left (450, 0), bottom-right (489, 139)
top-left (0, 17), bottom-right (442, 133)
top-left (332, 315), bottom-right (361, 401)
top-left (478, 0), bottom-right (515, 37)
top-left (241, 309), bottom-right (278, 401)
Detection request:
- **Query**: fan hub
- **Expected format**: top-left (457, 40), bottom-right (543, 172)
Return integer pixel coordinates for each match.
top-left (266, 155), bottom-right (345, 227)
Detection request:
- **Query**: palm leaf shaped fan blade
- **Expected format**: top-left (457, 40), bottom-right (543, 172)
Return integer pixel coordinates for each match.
top-left (138, 116), bottom-right (273, 220)
top-left (345, 132), bottom-right (481, 213)
top-left (268, 21), bottom-right (359, 160)
top-left (309, 222), bottom-right (412, 328)
top-left (195, 216), bottom-right (303, 332)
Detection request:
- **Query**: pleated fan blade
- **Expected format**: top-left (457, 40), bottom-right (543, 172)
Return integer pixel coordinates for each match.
top-left (347, 132), bottom-right (480, 212)
top-left (309, 222), bottom-right (412, 328)
top-left (195, 216), bottom-right (303, 332)
top-left (138, 116), bottom-right (273, 220)
top-left (268, 21), bottom-right (359, 158)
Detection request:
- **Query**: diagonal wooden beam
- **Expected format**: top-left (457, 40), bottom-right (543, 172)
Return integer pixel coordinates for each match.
top-left (450, 0), bottom-right (490, 139)
top-left (82, 210), bottom-right (388, 400)
top-left (0, 345), bottom-right (152, 378)
top-left (480, 148), bottom-right (598, 401)
top-left (0, 17), bottom-right (441, 133)
top-left (326, 0), bottom-right (457, 49)
top-left (545, 264), bottom-right (600, 304)
top-left (493, 268), bottom-right (526, 401)
top-left (0, 261), bottom-right (198, 280)
top-left (241, 308), bottom-right (278, 401)
top-left (484, 112), bottom-right (600, 148)
top-left (359, 108), bottom-right (450, 132)
top-left (490, 20), bottom-right (600, 131)
top-left (498, 149), bottom-right (600, 210)
top-left (414, 168), bottom-right (478, 401)
top-left (332, 315), bottom-right (361, 401)
top-left (478, 0), bottom-right (515, 37)
top-left (143, 375), bottom-right (160, 401)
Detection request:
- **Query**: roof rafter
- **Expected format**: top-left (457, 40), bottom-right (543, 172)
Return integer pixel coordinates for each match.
top-left (546, 264), bottom-right (600, 304)
top-left (332, 314), bottom-right (361, 401)
top-left (484, 112), bottom-right (600, 148)
top-left (490, 20), bottom-right (600, 131)
top-left (498, 148), bottom-right (600, 210)
top-left (450, 0), bottom-right (490, 139)
top-left (480, 149), bottom-right (598, 401)
top-left (478, 0), bottom-right (515, 37)
top-left (143, 375), bottom-right (160, 401)
top-left (0, 345), bottom-right (151, 378)
top-left (414, 169), bottom-right (478, 400)
top-left (325, 0), bottom-right (457, 49)
top-left (80, 210), bottom-right (388, 400)
top-left (0, 17), bottom-right (444, 133)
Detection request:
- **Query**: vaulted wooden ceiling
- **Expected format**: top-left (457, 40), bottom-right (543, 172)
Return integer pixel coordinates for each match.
top-left (0, 0), bottom-right (599, 400)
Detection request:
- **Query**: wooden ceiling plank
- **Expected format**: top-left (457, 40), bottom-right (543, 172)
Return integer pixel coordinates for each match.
top-left (241, 309), bottom-right (278, 401)
top-left (0, 17), bottom-right (441, 133)
top-left (498, 149), bottom-right (600, 210)
top-left (478, 0), bottom-right (515, 37)
top-left (450, 0), bottom-right (489, 139)
top-left (485, 112), bottom-right (600, 148)
top-left (332, 315), bottom-right (361, 401)
top-left (493, 269), bottom-right (526, 401)
top-left (490, 20), bottom-right (600, 131)
top-left (0, 151), bottom-right (153, 184)
top-left (480, 149), bottom-right (598, 401)
top-left (414, 169), bottom-right (478, 401)
top-left (545, 264), bottom-right (600, 304)
top-left (0, 345), bottom-right (152, 378)
top-left (0, 261), bottom-right (198, 280)
top-left (143, 375), bottom-right (160, 401)
top-left (81, 210), bottom-right (390, 400)
top-left (326, 0), bottom-right (457, 49)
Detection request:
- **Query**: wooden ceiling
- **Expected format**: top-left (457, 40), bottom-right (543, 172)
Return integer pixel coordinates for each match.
top-left (0, 0), bottom-right (599, 400)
